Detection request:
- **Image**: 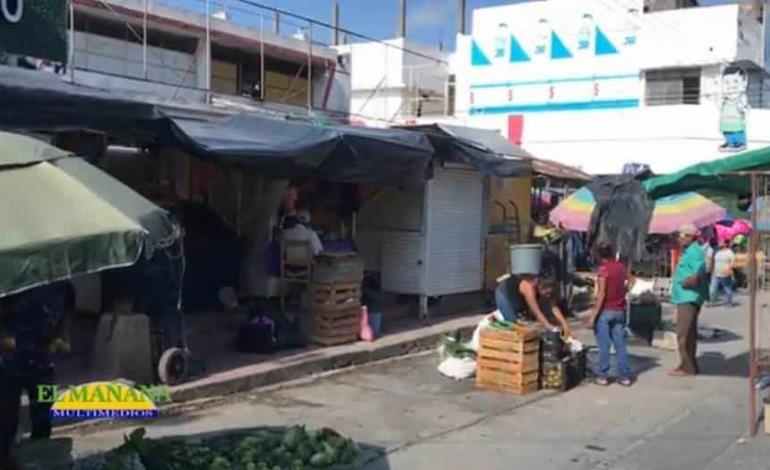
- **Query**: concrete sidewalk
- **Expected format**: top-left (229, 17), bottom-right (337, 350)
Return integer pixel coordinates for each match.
top-left (27, 311), bottom-right (485, 435)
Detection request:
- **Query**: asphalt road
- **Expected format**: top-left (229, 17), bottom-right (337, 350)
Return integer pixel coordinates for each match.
top-left (63, 294), bottom-right (770, 469)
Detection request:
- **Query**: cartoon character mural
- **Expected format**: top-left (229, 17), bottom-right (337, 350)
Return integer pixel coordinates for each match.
top-left (719, 65), bottom-right (749, 152)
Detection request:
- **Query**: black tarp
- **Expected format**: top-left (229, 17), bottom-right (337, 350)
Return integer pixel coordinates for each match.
top-left (586, 175), bottom-right (654, 262)
top-left (396, 123), bottom-right (531, 177)
top-left (166, 114), bottom-right (434, 186)
top-left (0, 65), bottom-right (162, 143)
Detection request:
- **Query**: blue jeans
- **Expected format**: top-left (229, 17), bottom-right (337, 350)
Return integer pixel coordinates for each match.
top-left (495, 285), bottom-right (517, 322)
top-left (710, 276), bottom-right (734, 305)
top-left (595, 309), bottom-right (631, 380)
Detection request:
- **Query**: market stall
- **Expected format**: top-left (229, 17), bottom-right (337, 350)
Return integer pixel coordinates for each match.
top-left (642, 146), bottom-right (770, 435)
top-left (357, 124), bottom-right (531, 318)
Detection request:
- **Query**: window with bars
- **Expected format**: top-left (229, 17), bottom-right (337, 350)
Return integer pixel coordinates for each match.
top-left (644, 68), bottom-right (701, 105)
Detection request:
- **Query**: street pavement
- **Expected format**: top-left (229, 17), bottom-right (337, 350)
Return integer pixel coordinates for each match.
top-left (63, 294), bottom-right (770, 470)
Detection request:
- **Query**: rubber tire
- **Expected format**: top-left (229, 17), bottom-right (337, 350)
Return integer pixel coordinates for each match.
top-left (157, 347), bottom-right (189, 386)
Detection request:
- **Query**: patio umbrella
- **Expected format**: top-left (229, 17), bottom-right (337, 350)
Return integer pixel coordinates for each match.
top-left (550, 188), bottom-right (727, 234)
top-left (0, 132), bottom-right (148, 297)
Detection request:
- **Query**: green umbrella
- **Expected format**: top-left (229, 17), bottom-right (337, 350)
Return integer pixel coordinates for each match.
top-left (0, 132), bottom-right (148, 297)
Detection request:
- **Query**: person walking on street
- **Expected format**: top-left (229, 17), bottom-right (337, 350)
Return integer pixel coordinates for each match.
top-left (709, 239), bottom-right (737, 307)
top-left (669, 224), bottom-right (708, 377)
top-left (588, 243), bottom-right (632, 386)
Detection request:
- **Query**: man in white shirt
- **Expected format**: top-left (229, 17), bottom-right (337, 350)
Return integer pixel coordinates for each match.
top-left (709, 240), bottom-right (736, 307)
top-left (282, 210), bottom-right (323, 261)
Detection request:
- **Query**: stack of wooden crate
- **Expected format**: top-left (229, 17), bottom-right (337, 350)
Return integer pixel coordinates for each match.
top-left (476, 325), bottom-right (541, 395)
top-left (310, 281), bottom-right (361, 346)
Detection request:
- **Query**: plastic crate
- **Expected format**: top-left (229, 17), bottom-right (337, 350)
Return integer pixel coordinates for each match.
top-left (540, 349), bottom-right (587, 392)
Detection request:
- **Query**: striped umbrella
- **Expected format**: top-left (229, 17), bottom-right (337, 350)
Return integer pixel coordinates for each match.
top-left (549, 188), bottom-right (726, 234)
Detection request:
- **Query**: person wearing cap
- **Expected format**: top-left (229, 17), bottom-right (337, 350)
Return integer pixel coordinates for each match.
top-left (669, 223), bottom-right (709, 377)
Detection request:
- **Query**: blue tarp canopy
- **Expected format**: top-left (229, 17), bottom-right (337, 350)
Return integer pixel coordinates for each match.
top-left (166, 114), bottom-right (435, 186)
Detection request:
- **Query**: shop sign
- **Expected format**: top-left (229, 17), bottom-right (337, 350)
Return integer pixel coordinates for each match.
top-left (0, 0), bottom-right (67, 62)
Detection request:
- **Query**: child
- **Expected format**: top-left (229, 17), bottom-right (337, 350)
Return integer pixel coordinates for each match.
top-left (588, 243), bottom-right (632, 386)
top-left (710, 240), bottom-right (736, 307)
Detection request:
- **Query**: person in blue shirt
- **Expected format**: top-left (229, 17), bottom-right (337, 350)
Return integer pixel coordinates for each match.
top-left (669, 224), bottom-right (709, 377)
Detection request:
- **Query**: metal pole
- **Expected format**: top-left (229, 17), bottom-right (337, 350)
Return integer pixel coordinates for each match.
top-left (332, 0), bottom-right (340, 46)
top-left (750, 172), bottom-right (759, 436)
top-left (143, 0), bottom-right (148, 79)
top-left (260, 13), bottom-right (265, 101)
top-left (274, 12), bottom-right (280, 35)
top-left (397, 0), bottom-right (407, 38)
top-left (206, 0), bottom-right (211, 101)
top-left (307, 22), bottom-right (313, 111)
top-left (457, 0), bottom-right (466, 35)
top-left (69, 0), bottom-right (75, 83)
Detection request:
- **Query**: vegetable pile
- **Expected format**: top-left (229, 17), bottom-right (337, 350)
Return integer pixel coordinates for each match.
top-left (82, 426), bottom-right (360, 470)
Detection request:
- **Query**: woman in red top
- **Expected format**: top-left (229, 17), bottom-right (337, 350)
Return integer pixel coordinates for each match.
top-left (588, 243), bottom-right (632, 386)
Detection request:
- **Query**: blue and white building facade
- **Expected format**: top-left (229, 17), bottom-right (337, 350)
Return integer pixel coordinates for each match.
top-left (450, 0), bottom-right (770, 174)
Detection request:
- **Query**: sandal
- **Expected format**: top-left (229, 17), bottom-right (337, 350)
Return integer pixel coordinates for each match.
top-left (618, 378), bottom-right (633, 387)
top-left (594, 378), bottom-right (610, 386)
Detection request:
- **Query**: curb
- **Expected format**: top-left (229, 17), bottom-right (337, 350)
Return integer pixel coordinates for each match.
top-left (44, 314), bottom-right (481, 435)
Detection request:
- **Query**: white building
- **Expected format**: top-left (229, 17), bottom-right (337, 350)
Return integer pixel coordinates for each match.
top-left (444, 0), bottom-right (770, 174)
top-left (334, 39), bottom-right (448, 126)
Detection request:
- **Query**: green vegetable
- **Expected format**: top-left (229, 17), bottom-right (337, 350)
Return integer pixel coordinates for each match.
top-left (209, 456), bottom-right (231, 470)
top-left (309, 453), bottom-right (332, 467)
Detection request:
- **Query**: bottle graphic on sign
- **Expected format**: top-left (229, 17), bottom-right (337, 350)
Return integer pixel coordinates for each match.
top-left (578, 13), bottom-right (594, 53)
top-left (624, 8), bottom-right (639, 46)
top-left (535, 18), bottom-right (549, 58)
top-left (494, 22), bottom-right (510, 61)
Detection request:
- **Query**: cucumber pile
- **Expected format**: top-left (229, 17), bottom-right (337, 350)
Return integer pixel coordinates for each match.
top-left (87, 426), bottom-right (360, 470)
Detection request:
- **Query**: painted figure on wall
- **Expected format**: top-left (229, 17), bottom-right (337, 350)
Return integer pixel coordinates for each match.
top-left (719, 65), bottom-right (748, 152)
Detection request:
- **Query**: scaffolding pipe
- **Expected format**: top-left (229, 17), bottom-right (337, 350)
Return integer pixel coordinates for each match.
top-left (143, 0), bottom-right (148, 79)
top-left (69, 0), bottom-right (75, 82)
top-left (307, 22), bottom-right (313, 111)
top-left (205, 0), bottom-right (211, 101)
top-left (260, 13), bottom-right (265, 101)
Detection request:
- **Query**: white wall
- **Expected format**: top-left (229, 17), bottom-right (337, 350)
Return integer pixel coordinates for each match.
top-left (74, 31), bottom-right (198, 88)
top-left (463, 105), bottom-right (770, 175)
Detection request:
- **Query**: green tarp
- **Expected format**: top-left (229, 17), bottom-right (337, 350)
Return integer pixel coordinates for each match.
top-left (643, 147), bottom-right (770, 199)
top-left (0, 132), bottom-right (173, 297)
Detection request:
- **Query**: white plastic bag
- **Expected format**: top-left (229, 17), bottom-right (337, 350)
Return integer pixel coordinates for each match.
top-left (465, 310), bottom-right (504, 352)
top-left (438, 356), bottom-right (477, 380)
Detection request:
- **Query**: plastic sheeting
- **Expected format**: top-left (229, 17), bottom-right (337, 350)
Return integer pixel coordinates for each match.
top-left (166, 114), bottom-right (434, 186)
top-left (0, 65), bottom-right (162, 143)
top-left (586, 175), bottom-right (654, 262)
top-left (396, 123), bottom-right (531, 177)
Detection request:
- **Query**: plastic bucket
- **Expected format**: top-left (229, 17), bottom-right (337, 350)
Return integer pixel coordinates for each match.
top-left (509, 244), bottom-right (543, 275)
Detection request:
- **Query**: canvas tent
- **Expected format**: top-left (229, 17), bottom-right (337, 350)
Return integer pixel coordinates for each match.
top-left (0, 132), bottom-right (174, 297)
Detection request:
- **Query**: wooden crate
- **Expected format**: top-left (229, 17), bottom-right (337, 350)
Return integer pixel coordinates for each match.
top-left (311, 306), bottom-right (360, 346)
top-left (476, 327), bottom-right (541, 395)
top-left (311, 281), bottom-right (361, 311)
